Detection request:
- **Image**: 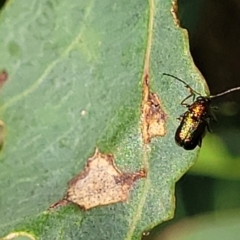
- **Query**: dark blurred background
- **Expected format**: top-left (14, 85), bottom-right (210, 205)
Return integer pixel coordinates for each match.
top-left (0, 0), bottom-right (5, 10)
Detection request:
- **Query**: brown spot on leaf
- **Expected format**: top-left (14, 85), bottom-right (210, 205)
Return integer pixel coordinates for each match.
top-left (142, 74), bottom-right (167, 144)
top-left (0, 69), bottom-right (8, 88)
top-left (0, 70), bottom-right (7, 150)
top-left (0, 120), bottom-right (6, 151)
top-left (49, 148), bottom-right (146, 211)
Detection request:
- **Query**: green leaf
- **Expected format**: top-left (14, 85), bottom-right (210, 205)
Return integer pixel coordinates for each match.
top-left (0, 0), bottom-right (207, 239)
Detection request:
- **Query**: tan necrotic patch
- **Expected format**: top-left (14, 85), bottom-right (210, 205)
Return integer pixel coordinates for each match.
top-left (50, 148), bottom-right (146, 210)
top-left (142, 74), bottom-right (167, 144)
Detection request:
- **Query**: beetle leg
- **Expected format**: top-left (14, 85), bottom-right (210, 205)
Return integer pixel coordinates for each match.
top-left (181, 86), bottom-right (196, 106)
top-left (211, 106), bottom-right (218, 110)
top-left (181, 93), bottom-right (194, 106)
top-left (210, 114), bottom-right (217, 123)
top-left (198, 138), bottom-right (202, 147)
top-left (206, 121), bottom-right (212, 133)
top-left (210, 108), bottom-right (218, 123)
top-left (177, 114), bottom-right (184, 121)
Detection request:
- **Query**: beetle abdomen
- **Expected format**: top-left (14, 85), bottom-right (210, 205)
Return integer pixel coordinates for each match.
top-left (175, 111), bottom-right (207, 150)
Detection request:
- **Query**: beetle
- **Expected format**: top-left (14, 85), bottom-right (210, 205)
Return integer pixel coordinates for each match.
top-left (163, 73), bottom-right (240, 150)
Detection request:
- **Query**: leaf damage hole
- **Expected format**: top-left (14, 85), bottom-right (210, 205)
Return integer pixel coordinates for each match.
top-left (142, 74), bottom-right (167, 144)
top-left (171, 0), bottom-right (180, 26)
top-left (1, 231), bottom-right (36, 240)
top-left (49, 148), bottom-right (146, 211)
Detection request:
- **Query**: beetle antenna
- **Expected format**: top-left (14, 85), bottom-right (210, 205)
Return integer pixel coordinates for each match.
top-left (162, 73), bottom-right (201, 96)
top-left (210, 86), bottom-right (240, 99)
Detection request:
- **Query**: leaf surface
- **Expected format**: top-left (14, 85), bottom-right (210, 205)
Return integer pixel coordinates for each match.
top-left (0, 0), bottom-right (206, 239)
